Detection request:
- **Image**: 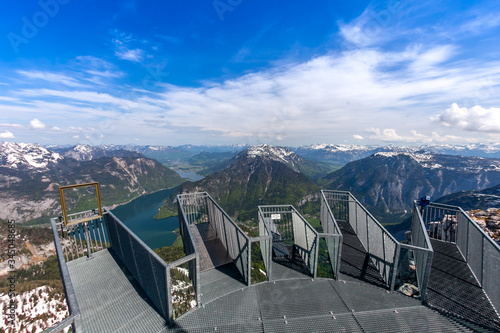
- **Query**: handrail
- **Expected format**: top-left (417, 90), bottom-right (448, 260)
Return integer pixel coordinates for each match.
top-left (322, 190), bottom-right (399, 290)
top-left (258, 204), bottom-right (319, 277)
top-left (347, 192), bottom-right (399, 244)
top-left (104, 209), bottom-right (171, 320)
top-left (320, 190), bottom-right (342, 235)
top-left (412, 201), bottom-right (434, 252)
top-left (456, 206), bottom-right (500, 249)
top-left (43, 218), bottom-right (81, 333)
top-left (205, 193), bottom-right (250, 242)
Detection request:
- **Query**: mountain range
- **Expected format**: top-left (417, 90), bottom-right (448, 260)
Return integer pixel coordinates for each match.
top-left (322, 150), bottom-right (500, 222)
top-left (294, 143), bottom-right (500, 165)
top-left (0, 142), bottom-right (184, 223)
top-left (172, 145), bottom-right (320, 221)
top-left (3, 140), bottom-right (500, 226)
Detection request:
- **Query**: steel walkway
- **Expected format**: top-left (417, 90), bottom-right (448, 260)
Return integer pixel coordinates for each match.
top-left (426, 239), bottom-right (500, 331)
top-left (190, 222), bottom-right (232, 272)
top-left (67, 249), bottom-right (168, 333)
top-left (65, 248), bottom-right (492, 333)
top-left (174, 278), bottom-right (483, 332)
top-left (337, 220), bottom-right (387, 288)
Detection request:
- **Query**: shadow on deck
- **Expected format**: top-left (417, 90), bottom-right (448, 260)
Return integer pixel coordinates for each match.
top-left (426, 239), bottom-right (500, 331)
top-left (337, 220), bottom-right (387, 289)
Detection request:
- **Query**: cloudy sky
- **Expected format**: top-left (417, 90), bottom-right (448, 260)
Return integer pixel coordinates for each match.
top-left (0, 0), bottom-right (499, 146)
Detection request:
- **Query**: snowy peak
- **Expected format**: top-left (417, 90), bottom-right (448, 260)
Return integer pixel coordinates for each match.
top-left (240, 145), bottom-right (298, 164)
top-left (63, 144), bottom-right (102, 161)
top-left (373, 150), bottom-right (500, 172)
top-left (0, 142), bottom-right (63, 171)
top-left (305, 143), bottom-right (374, 152)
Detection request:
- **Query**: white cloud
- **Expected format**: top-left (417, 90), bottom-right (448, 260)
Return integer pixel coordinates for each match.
top-left (0, 131), bottom-right (14, 138)
top-left (0, 123), bottom-right (22, 128)
top-left (112, 31), bottom-right (147, 63)
top-left (115, 48), bottom-right (145, 62)
top-left (435, 103), bottom-right (500, 132)
top-left (353, 135), bottom-right (364, 140)
top-left (30, 119), bottom-right (46, 129)
top-left (17, 70), bottom-right (86, 88)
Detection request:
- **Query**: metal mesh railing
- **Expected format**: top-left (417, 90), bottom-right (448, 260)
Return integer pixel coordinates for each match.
top-left (177, 192), bottom-right (252, 285)
top-left (422, 202), bottom-right (500, 312)
top-left (259, 205), bottom-right (319, 277)
top-left (56, 211), bottom-right (108, 262)
top-left (397, 203), bottom-right (434, 302)
top-left (319, 191), bottom-right (343, 279)
top-left (104, 210), bottom-right (170, 320)
top-left (44, 218), bottom-right (81, 333)
top-left (420, 202), bottom-right (459, 242)
top-left (322, 190), bottom-right (399, 289)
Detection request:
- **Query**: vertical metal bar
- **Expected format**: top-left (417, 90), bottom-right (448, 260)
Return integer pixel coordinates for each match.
top-left (166, 265), bottom-right (173, 323)
top-left (390, 243), bottom-right (401, 291)
top-left (247, 239), bottom-right (252, 286)
top-left (84, 223), bottom-right (92, 259)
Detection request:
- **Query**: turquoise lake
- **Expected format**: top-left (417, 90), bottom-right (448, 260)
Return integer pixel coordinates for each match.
top-left (111, 188), bottom-right (180, 249)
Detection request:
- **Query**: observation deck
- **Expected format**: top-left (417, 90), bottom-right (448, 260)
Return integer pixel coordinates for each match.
top-left (46, 190), bottom-right (500, 332)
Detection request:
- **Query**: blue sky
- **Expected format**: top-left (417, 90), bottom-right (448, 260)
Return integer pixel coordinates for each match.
top-left (0, 0), bottom-right (500, 146)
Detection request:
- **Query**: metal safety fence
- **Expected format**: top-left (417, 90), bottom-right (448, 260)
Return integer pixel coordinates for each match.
top-left (319, 191), bottom-right (343, 279)
top-left (398, 203), bottom-right (434, 302)
top-left (421, 202), bottom-right (500, 312)
top-left (49, 208), bottom-right (202, 331)
top-left (104, 210), bottom-right (171, 320)
top-left (323, 190), bottom-right (399, 289)
top-left (259, 205), bottom-right (319, 277)
top-left (177, 192), bottom-right (262, 287)
top-left (44, 218), bottom-right (81, 333)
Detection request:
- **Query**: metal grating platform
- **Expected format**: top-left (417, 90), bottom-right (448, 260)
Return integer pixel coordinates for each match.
top-left (175, 278), bottom-right (478, 332)
top-left (199, 263), bottom-right (247, 304)
top-left (190, 223), bottom-right (233, 272)
top-left (67, 249), bottom-right (168, 333)
top-left (65, 248), bottom-right (488, 332)
top-left (426, 239), bottom-right (500, 331)
top-left (337, 220), bottom-right (387, 288)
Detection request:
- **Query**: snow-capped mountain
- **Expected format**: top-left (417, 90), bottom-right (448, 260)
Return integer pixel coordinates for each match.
top-left (295, 143), bottom-right (500, 166)
top-left (294, 144), bottom-right (382, 165)
top-left (174, 145), bottom-right (320, 221)
top-left (421, 143), bottom-right (500, 158)
top-left (0, 142), bottom-right (184, 223)
top-left (53, 144), bottom-right (142, 161)
top-left (0, 142), bottom-right (63, 171)
top-left (239, 145), bottom-right (300, 170)
top-left (323, 151), bottom-right (500, 223)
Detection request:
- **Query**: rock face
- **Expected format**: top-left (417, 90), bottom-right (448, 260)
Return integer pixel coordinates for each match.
top-left (468, 208), bottom-right (500, 244)
top-left (436, 184), bottom-right (500, 211)
top-left (0, 142), bottom-right (184, 223)
top-left (322, 150), bottom-right (500, 222)
top-left (174, 145), bottom-right (320, 221)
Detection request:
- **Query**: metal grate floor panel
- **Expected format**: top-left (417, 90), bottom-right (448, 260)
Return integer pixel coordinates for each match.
top-left (426, 239), bottom-right (500, 331)
top-left (190, 223), bottom-right (233, 272)
top-left (199, 263), bottom-right (247, 304)
top-left (67, 249), bottom-right (168, 333)
top-left (337, 220), bottom-right (388, 288)
top-left (354, 306), bottom-right (476, 332)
